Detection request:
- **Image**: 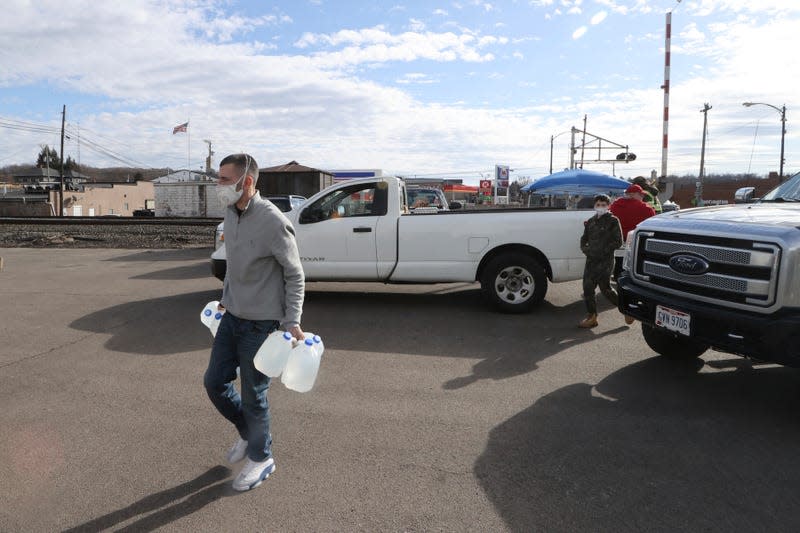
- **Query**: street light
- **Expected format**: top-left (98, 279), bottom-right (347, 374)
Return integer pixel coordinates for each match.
top-left (549, 130), bottom-right (571, 174)
top-left (743, 101), bottom-right (787, 181)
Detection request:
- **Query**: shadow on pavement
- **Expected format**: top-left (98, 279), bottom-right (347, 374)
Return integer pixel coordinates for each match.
top-left (131, 262), bottom-right (211, 280)
top-left (69, 282), bottom-right (622, 386)
top-left (63, 466), bottom-right (231, 533)
top-left (474, 356), bottom-right (800, 532)
top-left (103, 249), bottom-right (212, 262)
top-left (69, 289), bottom-right (221, 355)
top-left (303, 287), bottom-right (627, 387)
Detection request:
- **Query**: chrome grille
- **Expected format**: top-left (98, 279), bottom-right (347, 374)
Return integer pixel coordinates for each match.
top-left (642, 261), bottom-right (770, 296)
top-left (634, 232), bottom-right (780, 308)
top-left (644, 239), bottom-right (774, 267)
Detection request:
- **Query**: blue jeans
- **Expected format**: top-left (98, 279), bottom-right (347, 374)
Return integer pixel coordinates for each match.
top-left (204, 312), bottom-right (278, 462)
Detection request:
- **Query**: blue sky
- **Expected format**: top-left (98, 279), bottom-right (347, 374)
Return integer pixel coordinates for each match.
top-left (0, 0), bottom-right (797, 183)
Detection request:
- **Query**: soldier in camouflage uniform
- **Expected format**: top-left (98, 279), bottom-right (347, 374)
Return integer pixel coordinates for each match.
top-left (578, 194), bottom-right (624, 328)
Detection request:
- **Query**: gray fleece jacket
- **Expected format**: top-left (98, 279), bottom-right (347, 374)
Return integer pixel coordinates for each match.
top-left (221, 194), bottom-right (305, 329)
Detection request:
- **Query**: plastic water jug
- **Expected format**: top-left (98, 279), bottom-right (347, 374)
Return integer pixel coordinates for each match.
top-left (200, 301), bottom-right (225, 337)
top-left (254, 331), bottom-right (295, 377)
top-left (302, 332), bottom-right (325, 358)
top-left (282, 338), bottom-right (321, 393)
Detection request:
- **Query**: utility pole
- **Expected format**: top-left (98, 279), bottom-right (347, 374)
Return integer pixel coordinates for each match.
top-left (696, 103), bottom-right (711, 207)
top-left (579, 114), bottom-right (588, 169)
top-left (549, 135), bottom-right (554, 174)
top-left (59, 105), bottom-right (66, 217)
top-left (569, 127), bottom-right (576, 169)
top-left (779, 104), bottom-right (786, 181)
top-left (203, 139), bottom-right (214, 174)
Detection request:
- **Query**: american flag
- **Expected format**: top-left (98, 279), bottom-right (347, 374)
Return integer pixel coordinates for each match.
top-left (172, 122), bottom-right (188, 134)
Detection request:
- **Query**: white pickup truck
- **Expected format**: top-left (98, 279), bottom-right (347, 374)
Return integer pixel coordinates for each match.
top-left (211, 176), bottom-right (593, 312)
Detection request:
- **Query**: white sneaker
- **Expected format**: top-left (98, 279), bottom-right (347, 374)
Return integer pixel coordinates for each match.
top-left (226, 438), bottom-right (248, 464)
top-left (232, 457), bottom-right (275, 492)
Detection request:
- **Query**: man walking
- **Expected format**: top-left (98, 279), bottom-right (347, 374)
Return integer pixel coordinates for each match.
top-left (204, 153), bottom-right (305, 492)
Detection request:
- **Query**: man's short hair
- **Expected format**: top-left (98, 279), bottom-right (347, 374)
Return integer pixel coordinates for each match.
top-left (594, 194), bottom-right (611, 204)
top-left (219, 153), bottom-right (259, 184)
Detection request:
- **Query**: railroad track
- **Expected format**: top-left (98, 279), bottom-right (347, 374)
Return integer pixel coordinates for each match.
top-left (0, 216), bottom-right (221, 226)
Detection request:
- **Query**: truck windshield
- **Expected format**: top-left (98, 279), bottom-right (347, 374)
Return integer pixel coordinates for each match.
top-left (760, 172), bottom-right (800, 202)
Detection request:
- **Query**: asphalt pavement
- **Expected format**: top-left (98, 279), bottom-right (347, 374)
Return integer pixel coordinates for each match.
top-left (2, 248), bottom-right (800, 532)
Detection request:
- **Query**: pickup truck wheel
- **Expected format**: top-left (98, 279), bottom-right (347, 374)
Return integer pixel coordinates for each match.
top-left (641, 323), bottom-right (709, 360)
top-left (481, 253), bottom-right (547, 313)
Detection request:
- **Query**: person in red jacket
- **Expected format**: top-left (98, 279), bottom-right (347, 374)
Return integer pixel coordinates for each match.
top-left (610, 184), bottom-right (657, 240)
top-left (609, 184), bottom-right (656, 282)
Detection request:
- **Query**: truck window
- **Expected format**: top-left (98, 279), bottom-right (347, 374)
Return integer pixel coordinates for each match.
top-left (299, 182), bottom-right (388, 224)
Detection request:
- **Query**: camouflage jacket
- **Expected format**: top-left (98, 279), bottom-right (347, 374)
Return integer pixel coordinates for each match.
top-left (580, 212), bottom-right (623, 260)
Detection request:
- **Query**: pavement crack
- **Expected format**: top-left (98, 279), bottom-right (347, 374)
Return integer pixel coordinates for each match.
top-left (0, 331), bottom-right (99, 369)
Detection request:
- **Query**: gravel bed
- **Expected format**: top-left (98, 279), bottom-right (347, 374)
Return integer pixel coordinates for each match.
top-left (0, 222), bottom-right (216, 249)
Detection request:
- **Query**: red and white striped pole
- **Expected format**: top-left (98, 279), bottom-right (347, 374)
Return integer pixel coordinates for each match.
top-left (661, 11), bottom-right (672, 180)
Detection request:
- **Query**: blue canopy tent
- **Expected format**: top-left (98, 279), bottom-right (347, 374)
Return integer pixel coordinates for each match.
top-left (521, 169), bottom-right (630, 195)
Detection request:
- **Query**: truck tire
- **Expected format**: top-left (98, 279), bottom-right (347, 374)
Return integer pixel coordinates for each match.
top-left (481, 253), bottom-right (547, 313)
top-left (641, 323), bottom-right (708, 360)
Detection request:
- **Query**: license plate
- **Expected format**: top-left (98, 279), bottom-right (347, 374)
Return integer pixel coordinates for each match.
top-left (655, 305), bottom-right (691, 336)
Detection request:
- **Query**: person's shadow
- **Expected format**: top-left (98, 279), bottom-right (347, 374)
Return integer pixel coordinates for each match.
top-left (474, 356), bottom-right (800, 532)
top-left (62, 466), bottom-right (232, 533)
top-left (442, 300), bottom-right (628, 390)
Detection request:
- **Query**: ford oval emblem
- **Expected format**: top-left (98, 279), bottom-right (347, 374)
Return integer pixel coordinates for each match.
top-left (669, 254), bottom-right (710, 275)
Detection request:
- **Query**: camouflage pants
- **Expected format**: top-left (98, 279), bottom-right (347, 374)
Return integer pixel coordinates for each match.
top-left (583, 258), bottom-right (618, 315)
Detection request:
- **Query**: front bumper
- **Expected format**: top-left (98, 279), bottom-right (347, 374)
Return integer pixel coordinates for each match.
top-left (618, 273), bottom-right (800, 366)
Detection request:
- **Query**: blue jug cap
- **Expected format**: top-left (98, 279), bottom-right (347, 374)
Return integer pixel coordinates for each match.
top-left (304, 338), bottom-right (314, 346)
top-left (313, 335), bottom-right (321, 343)
top-left (282, 331), bottom-right (293, 340)
top-left (204, 309), bottom-right (212, 317)
top-left (214, 312), bottom-right (223, 320)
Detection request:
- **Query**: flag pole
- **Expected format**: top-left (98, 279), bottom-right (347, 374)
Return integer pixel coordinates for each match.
top-left (187, 118), bottom-right (190, 170)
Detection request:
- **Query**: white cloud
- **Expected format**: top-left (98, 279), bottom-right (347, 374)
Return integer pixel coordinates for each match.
top-left (568, 7), bottom-right (582, 15)
top-left (594, 0), bottom-right (628, 15)
top-left (396, 72), bottom-right (438, 84)
top-left (408, 18), bottom-right (426, 31)
top-left (672, 22), bottom-right (708, 55)
top-left (590, 11), bottom-right (607, 25)
top-left (572, 26), bottom-right (588, 39)
top-left (433, 8), bottom-right (449, 15)
top-left (513, 51), bottom-right (524, 59)
top-left (530, 0), bottom-right (554, 5)
top-left (201, 12), bottom-right (293, 43)
top-left (513, 36), bottom-right (540, 43)
top-left (292, 27), bottom-right (507, 68)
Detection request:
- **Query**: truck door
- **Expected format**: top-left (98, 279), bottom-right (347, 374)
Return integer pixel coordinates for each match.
top-left (296, 182), bottom-right (388, 280)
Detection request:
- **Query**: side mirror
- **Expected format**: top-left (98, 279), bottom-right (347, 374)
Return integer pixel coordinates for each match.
top-left (734, 187), bottom-right (756, 204)
top-left (299, 208), bottom-right (323, 224)
top-left (449, 201), bottom-right (462, 210)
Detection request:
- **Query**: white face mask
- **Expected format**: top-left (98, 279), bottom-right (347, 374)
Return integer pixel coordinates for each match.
top-left (595, 207), bottom-right (608, 216)
top-left (217, 172), bottom-right (246, 207)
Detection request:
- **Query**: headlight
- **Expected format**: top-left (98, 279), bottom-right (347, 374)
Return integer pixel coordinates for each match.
top-left (622, 232), bottom-right (635, 272)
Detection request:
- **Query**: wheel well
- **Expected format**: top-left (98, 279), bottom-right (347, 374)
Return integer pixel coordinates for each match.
top-left (476, 244), bottom-right (553, 282)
